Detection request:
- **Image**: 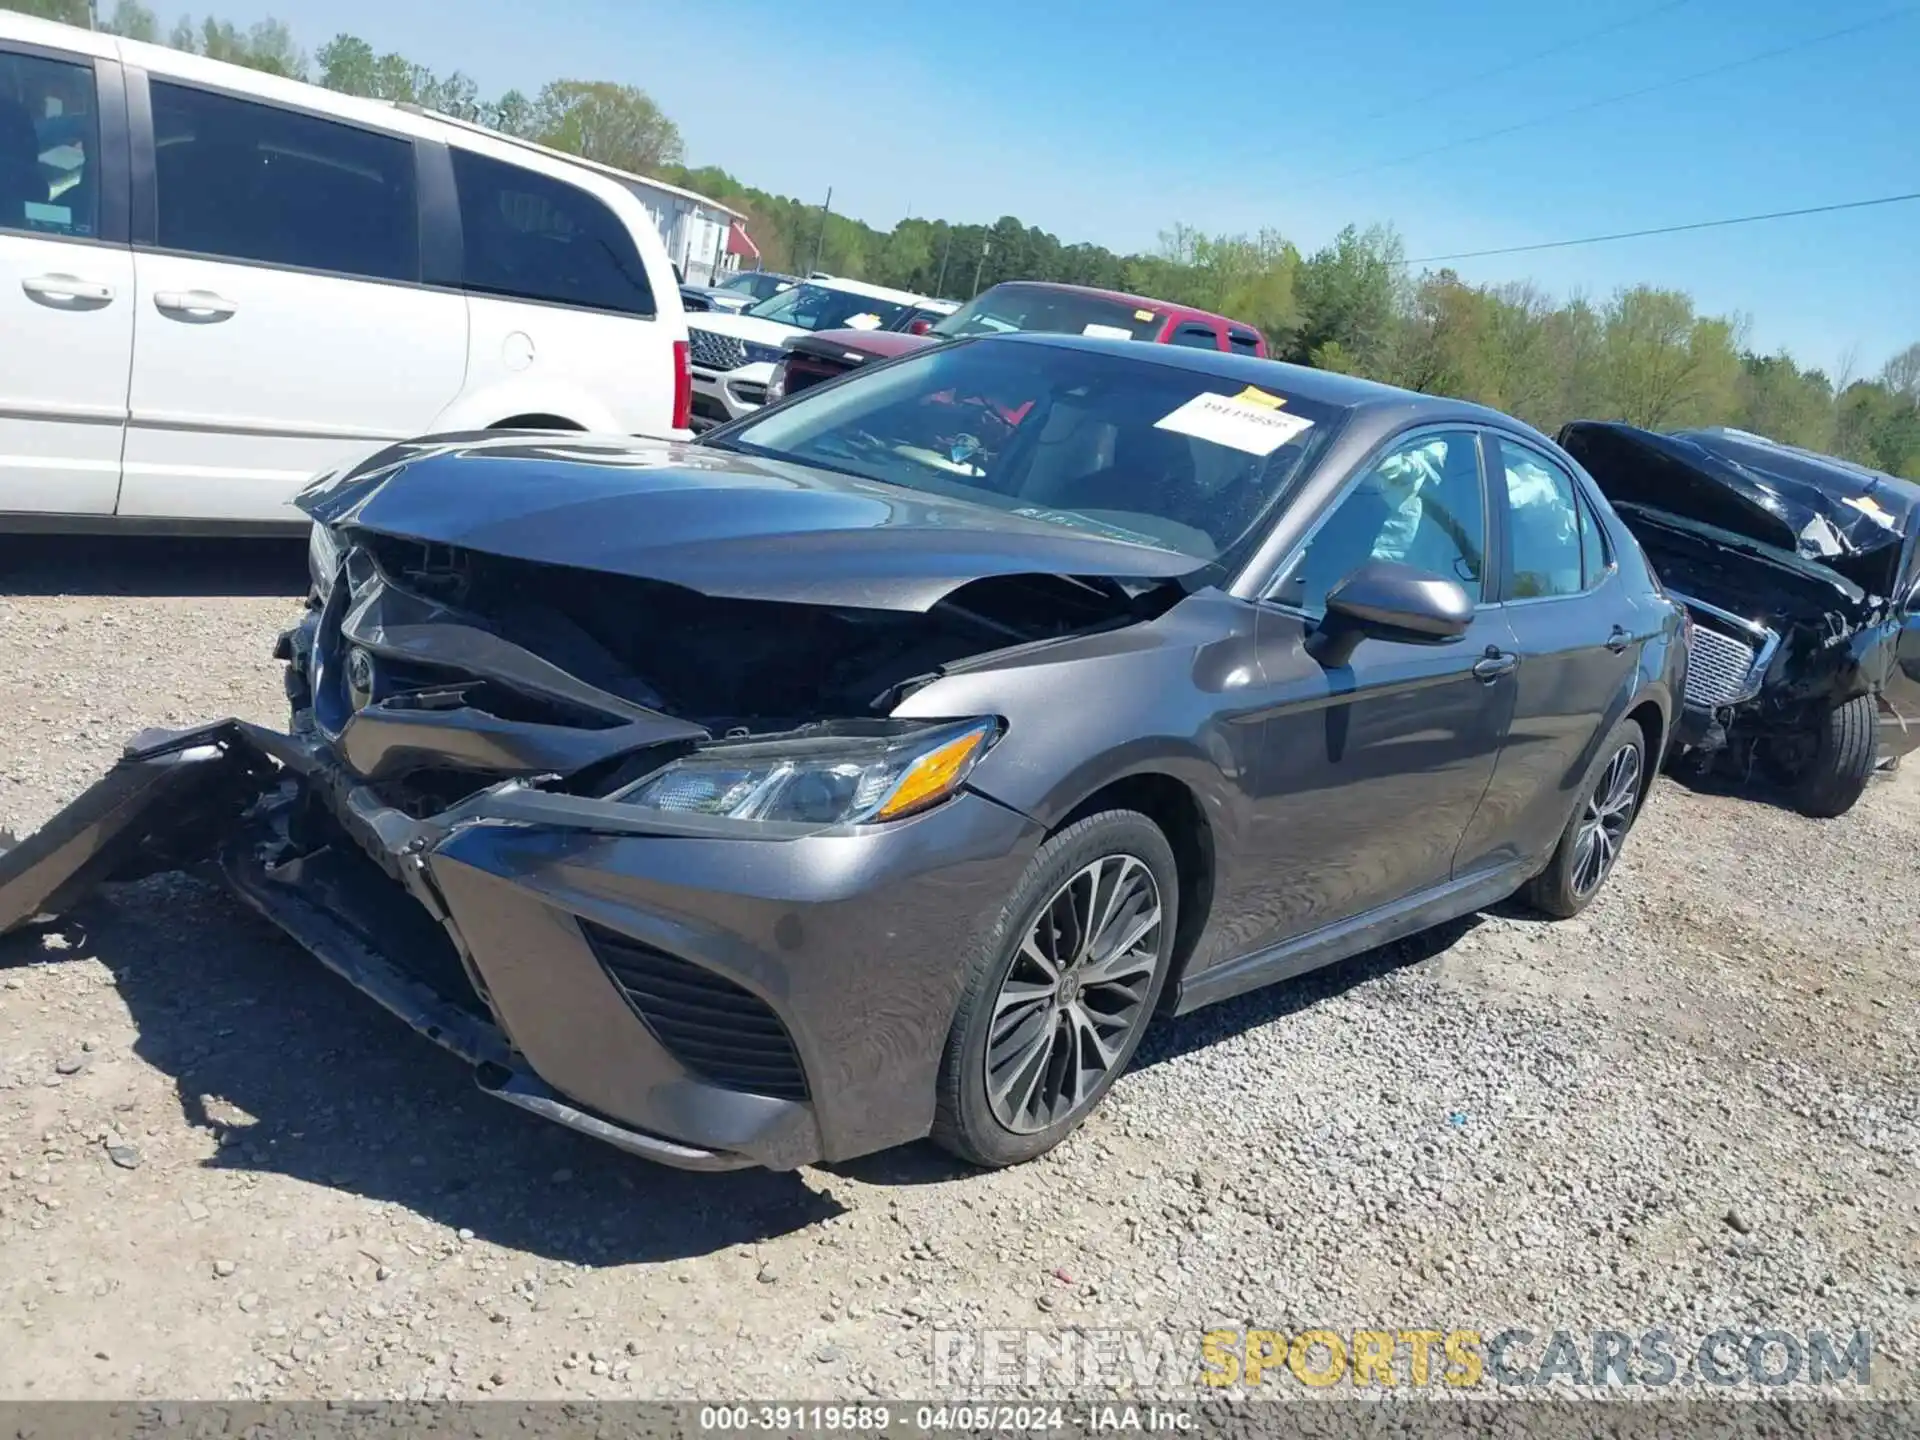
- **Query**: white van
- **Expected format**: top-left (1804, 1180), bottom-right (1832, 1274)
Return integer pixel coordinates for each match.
top-left (0, 12), bottom-right (691, 533)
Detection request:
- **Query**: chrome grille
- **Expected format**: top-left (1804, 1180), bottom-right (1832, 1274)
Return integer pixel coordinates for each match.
top-left (687, 327), bottom-right (747, 373)
top-left (1684, 620), bottom-right (1760, 708)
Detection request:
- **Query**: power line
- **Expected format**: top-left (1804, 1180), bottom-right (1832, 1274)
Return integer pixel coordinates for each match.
top-left (1396, 189), bottom-right (1920, 265)
top-left (1349, 0), bottom-right (1697, 126)
top-left (1323, 5), bottom-right (1915, 181)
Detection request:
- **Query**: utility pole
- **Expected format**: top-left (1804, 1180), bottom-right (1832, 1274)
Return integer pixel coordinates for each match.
top-left (971, 237), bottom-right (991, 297)
top-left (934, 229), bottom-right (953, 296)
top-left (808, 187), bottom-right (833, 276)
top-left (86, 0), bottom-right (99, 28)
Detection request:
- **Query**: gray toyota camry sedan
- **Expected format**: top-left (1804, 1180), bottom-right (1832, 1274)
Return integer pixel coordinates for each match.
top-left (0, 335), bottom-right (1685, 1172)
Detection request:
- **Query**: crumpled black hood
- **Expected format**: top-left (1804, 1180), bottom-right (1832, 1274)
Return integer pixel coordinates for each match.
top-left (1561, 420), bottom-right (1919, 598)
top-left (298, 433), bottom-right (1202, 612)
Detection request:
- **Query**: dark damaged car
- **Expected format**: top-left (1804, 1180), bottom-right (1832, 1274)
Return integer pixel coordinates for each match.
top-left (1563, 422), bottom-right (1920, 817)
top-left (1, 337), bottom-right (1684, 1172)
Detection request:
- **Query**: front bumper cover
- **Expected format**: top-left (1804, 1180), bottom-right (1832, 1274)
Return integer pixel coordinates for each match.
top-left (0, 719), bottom-right (1042, 1171)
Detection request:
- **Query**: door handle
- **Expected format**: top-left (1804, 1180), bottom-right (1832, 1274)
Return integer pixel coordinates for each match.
top-left (154, 289), bottom-right (237, 320)
top-left (22, 273), bottom-right (114, 304)
top-left (1605, 626), bottom-right (1630, 654)
top-left (1472, 652), bottom-right (1517, 682)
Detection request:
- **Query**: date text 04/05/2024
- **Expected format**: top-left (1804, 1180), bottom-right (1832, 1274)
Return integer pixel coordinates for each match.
top-left (696, 1404), bottom-right (1195, 1432)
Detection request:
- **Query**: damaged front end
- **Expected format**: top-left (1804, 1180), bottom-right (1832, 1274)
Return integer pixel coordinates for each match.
top-left (1, 434), bottom-right (1196, 1169)
top-left (1561, 422), bottom-right (1920, 802)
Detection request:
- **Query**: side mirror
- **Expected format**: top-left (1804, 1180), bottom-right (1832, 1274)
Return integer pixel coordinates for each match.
top-left (907, 318), bottom-right (933, 336)
top-left (1309, 559), bottom-right (1472, 668)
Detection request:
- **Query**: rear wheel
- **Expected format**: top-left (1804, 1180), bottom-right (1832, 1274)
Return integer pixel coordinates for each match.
top-left (932, 811), bottom-right (1177, 1169)
top-left (1524, 717), bottom-right (1646, 919)
top-left (1785, 695), bottom-right (1878, 819)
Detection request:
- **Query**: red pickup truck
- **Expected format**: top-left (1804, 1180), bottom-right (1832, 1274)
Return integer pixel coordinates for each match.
top-left (771, 280), bottom-right (1269, 401)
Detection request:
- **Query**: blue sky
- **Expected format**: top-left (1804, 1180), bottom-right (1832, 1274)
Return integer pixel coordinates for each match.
top-left (188, 0), bottom-right (1916, 375)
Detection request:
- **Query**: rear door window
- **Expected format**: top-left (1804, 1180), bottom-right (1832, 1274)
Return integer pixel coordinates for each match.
top-left (452, 148), bottom-right (656, 317)
top-left (1496, 437), bottom-right (1584, 599)
top-left (0, 47), bottom-right (101, 239)
top-left (149, 81), bottom-right (418, 281)
top-left (1227, 328), bottom-right (1262, 356)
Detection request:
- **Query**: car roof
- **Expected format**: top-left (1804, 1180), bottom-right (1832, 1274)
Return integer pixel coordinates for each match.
top-left (978, 332), bottom-right (1533, 429)
top-left (983, 279), bottom-right (1262, 333)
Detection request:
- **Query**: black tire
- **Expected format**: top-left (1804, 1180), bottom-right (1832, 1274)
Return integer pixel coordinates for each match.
top-left (1523, 717), bottom-right (1647, 920)
top-left (1792, 695), bottom-right (1878, 819)
top-left (931, 810), bottom-right (1178, 1169)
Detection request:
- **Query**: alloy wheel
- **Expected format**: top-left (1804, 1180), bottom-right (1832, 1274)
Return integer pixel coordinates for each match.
top-left (1570, 743), bottom-right (1642, 897)
top-left (985, 854), bottom-right (1164, 1135)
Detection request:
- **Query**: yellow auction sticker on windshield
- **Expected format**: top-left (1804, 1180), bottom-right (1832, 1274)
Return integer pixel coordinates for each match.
top-left (1134, 308), bottom-right (1155, 322)
top-left (1155, 391), bottom-right (1314, 456)
top-left (1232, 385), bottom-right (1286, 409)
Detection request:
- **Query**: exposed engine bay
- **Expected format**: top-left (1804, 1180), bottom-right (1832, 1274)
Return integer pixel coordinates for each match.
top-left (303, 531), bottom-right (1180, 817)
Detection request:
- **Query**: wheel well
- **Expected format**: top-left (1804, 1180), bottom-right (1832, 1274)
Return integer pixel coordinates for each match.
top-left (1057, 773), bottom-right (1214, 1006)
top-left (489, 414), bottom-right (583, 431)
top-left (1627, 699), bottom-right (1665, 813)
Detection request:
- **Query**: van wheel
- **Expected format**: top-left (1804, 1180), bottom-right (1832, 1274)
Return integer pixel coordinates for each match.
top-left (932, 811), bottom-right (1177, 1169)
top-left (1524, 717), bottom-right (1646, 919)
top-left (1789, 695), bottom-right (1878, 818)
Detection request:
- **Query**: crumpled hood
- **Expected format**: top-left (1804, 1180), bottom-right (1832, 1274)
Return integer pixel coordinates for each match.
top-left (298, 433), bottom-right (1201, 612)
top-left (684, 310), bottom-right (803, 346)
top-left (1561, 420), bottom-right (1919, 598)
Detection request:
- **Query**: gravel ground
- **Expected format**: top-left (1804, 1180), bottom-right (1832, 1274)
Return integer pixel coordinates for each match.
top-left (1, 535), bottom-right (1915, 1404)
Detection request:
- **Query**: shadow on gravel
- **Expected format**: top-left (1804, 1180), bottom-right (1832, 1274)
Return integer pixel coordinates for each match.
top-left (1658, 761), bottom-right (1828, 816)
top-left (0, 876), bottom-right (843, 1262)
top-left (0, 535), bottom-right (308, 598)
top-left (833, 912), bottom-right (1484, 1188)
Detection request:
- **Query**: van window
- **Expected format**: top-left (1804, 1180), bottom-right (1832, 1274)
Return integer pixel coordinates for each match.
top-left (452, 149), bottom-right (655, 317)
top-left (149, 81), bottom-right (418, 282)
top-left (0, 48), bottom-right (100, 238)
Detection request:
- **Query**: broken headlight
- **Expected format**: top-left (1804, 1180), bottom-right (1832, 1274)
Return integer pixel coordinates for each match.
top-left (615, 719), bottom-right (998, 826)
top-left (308, 520), bottom-right (344, 603)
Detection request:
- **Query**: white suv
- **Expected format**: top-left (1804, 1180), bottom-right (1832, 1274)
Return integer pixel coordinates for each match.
top-left (0, 13), bottom-right (690, 532)
top-left (686, 277), bottom-right (940, 427)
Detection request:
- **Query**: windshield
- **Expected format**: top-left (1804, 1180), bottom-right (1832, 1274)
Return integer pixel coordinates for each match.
top-left (932, 284), bottom-right (1163, 343)
top-left (725, 271), bottom-right (786, 298)
top-left (745, 283), bottom-right (910, 333)
top-left (716, 338), bottom-right (1344, 562)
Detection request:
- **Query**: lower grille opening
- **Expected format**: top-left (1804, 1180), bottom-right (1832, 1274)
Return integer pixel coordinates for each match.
top-left (582, 922), bottom-right (809, 1102)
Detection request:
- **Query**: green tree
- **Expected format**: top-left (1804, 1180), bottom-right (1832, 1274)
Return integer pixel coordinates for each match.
top-left (1289, 224), bottom-right (1406, 372)
top-left (101, 0), bottom-right (156, 40)
top-left (5, 0), bottom-right (89, 23)
top-left (532, 79), bottom-right (682, 172)
top-left (1737, 353), bottom-right (1834, 451)
top-left (1597, 287), bottom-right (1741, 429)
top-left (168, 14), bottom-right (305, 77)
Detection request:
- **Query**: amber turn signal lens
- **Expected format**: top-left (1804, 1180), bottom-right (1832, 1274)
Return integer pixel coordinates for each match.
top-left (873, 725), bottom-right (992, 821)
